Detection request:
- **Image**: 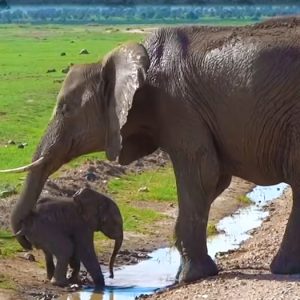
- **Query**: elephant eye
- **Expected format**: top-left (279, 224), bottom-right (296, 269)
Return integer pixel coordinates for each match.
top-left (61, 104), bottom-right (71, 117)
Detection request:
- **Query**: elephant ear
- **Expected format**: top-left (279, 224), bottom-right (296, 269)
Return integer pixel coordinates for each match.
top-left (102, 43), bottom-right (150, 161)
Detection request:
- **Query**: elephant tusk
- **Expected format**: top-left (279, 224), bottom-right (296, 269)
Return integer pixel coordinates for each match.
top-left (0, 157), bottom-right (45, 173)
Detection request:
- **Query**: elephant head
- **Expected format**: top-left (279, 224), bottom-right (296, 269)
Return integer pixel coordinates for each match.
top-left (8, 42), bottom-right (159, 246)
top-left (73, 188), bottom-right (123, 279)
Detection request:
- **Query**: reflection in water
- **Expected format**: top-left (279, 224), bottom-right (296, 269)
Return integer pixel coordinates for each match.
top-left (59, 183), bottom-right (288, 300)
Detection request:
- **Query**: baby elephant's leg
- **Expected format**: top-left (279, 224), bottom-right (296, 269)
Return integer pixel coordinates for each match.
top-left (43, 250), bottom-right (55, 280)
top-left (50, 234), bottom-right (73, 287)
top-left (74, 230), bottom-right (104, 288)
top-left (69, 253), bottom-right (81, 284)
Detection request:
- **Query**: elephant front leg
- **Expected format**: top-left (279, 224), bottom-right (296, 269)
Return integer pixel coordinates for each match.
top-left (271, 186), bottom-right (300, 274)
top-left (170, 147), bottom-right (226, 283)
top-left (75, 230), bottom-right (105, 288)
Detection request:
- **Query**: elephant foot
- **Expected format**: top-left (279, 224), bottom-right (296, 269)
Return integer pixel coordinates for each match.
top-left (271, 249), bottom-right (300, 274)
top-left (68, 274), bottom-right (81, 285)
top-left (177, 255), bottom-right (218, 283)
top-left (93, 276), bottom-right (105, 289)
top-left (50, 277), bottom-right (69, 287)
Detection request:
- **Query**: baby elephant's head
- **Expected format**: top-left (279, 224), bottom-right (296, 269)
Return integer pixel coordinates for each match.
top-left (73, 187), bottom-right (123, 278)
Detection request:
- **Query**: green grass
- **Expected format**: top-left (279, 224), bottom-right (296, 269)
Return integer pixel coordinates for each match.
top-left (0, 20), bottom-right (255, 190)
top-left (108, 166), bottom-right (177, 202)
top-left (119, 203), bottom-right (162, 233)
top-left (108, 165), bottom-right (217, 236)
top-left (0, 274), bottom-right (16, 290)
top-left (107, 166), bottom-right (175, 233)
top-left (0, 24), bottom-right (144, 191)
top-left (237, 194), bottom-right (252, 205)
top-left (0, 231), bottom-right (22, 257)
top-left (0, 24), bottom-right (164, 255)
top-left (0, 23), bottom-right (245, 258)
top-left (207, 223), bottom-right (218, 236)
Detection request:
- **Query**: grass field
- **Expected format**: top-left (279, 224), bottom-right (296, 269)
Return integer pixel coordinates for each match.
top-left (0, 25), bottom-right (143, 191)
top-left (0, 25), bottom-right (178, 246)
top-left (0, 24), bottom-right (249, 258)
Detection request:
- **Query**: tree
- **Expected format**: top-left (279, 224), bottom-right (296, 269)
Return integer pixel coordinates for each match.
top-left (0, 0), bottom-right (8, 9)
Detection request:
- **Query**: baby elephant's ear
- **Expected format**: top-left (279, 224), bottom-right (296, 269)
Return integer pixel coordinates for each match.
top-left (102, 42), bottom-right (150, 161)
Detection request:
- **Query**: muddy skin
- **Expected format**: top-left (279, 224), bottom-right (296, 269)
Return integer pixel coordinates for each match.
top-left (9, 17), bottom-right (300, 285)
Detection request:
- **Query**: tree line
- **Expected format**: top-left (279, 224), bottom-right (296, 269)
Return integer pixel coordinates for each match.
top-left (6, 0), bottom-right (300, 5)
top-left (1, 4), bottom-right (299, 24)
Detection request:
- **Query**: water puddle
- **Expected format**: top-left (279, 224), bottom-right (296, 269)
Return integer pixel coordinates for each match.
top-left (59, 183), bottom-right (288, 300)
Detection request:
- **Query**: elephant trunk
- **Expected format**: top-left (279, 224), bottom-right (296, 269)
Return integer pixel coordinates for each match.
top-left (11, 169), bottom-right (44, 232)
top-left (11, 164), bottom-right (48, 247)
top-left (14, 225), bottom-right (32, 250)
top-left (11, 119), bottom-right (68, 240)
top-left (109, 234), bottom-right (123, 279)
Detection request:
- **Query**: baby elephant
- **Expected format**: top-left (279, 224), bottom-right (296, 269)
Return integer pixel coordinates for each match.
top-left (16, 188), bottom-right (123, 287)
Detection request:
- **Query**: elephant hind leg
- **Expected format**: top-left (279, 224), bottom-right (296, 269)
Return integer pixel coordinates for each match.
top-left (271, 185), bottom-right (300, 274)
top-left (69, 253), bottom-right (81, 284)
top-left (50, 234), bottom-right (73, 287)
top-left (43, 250), bottom-right (55, 280)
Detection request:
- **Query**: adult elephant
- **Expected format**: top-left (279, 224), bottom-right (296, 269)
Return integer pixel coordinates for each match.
top-left (4, 17), bottom-right (300, 283)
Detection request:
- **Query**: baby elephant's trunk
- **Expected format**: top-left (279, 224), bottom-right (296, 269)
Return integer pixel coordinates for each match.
top-left (109, 235), bottom-right (123, 278)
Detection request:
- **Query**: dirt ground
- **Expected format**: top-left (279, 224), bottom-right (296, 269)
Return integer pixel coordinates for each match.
top-left (0, 150), bottom-right (254, 300)
top-left (146, 187), bottom-right (299, 300)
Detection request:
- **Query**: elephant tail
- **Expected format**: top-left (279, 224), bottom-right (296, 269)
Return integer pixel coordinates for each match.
top-left (109, 234), bottom-right (123, 279)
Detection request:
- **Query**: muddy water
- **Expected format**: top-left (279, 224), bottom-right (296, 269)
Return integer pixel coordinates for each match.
top-left (59, 183), bottom-right (287, 300)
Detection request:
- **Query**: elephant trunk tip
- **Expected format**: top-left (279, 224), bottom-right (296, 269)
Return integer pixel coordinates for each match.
top-left (14, 233), bottom-right (33, 251)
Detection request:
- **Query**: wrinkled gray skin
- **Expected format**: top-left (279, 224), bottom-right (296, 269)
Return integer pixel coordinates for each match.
top-left (18, 188), bottom-right (123, 287)
top-left (11, 17), bottom-right (300, 283)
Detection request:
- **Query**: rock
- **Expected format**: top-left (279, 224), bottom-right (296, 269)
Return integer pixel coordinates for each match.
top-left (24, 252), bottom-right (35, 262)
top-left (17, 142), bottom-right (27, 149)
top-left (67, 284), bottom-right (80, 292)
top-left (60, 52), bottom-right (66, 56)
top-left (87, 166), bottom-right (96, 173)
top-left (53, 79), bottom-right (63, 83)
top-left (61, 66), bottom-right (70, 74)
top-left (79, 48), bottom-right (89, 55)
top-left (85, 172), bottom-right (97, 182)
top-left (138, 186), bottom-right (149, 193)
top-left (46, 68), bottom-right (56, 73)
